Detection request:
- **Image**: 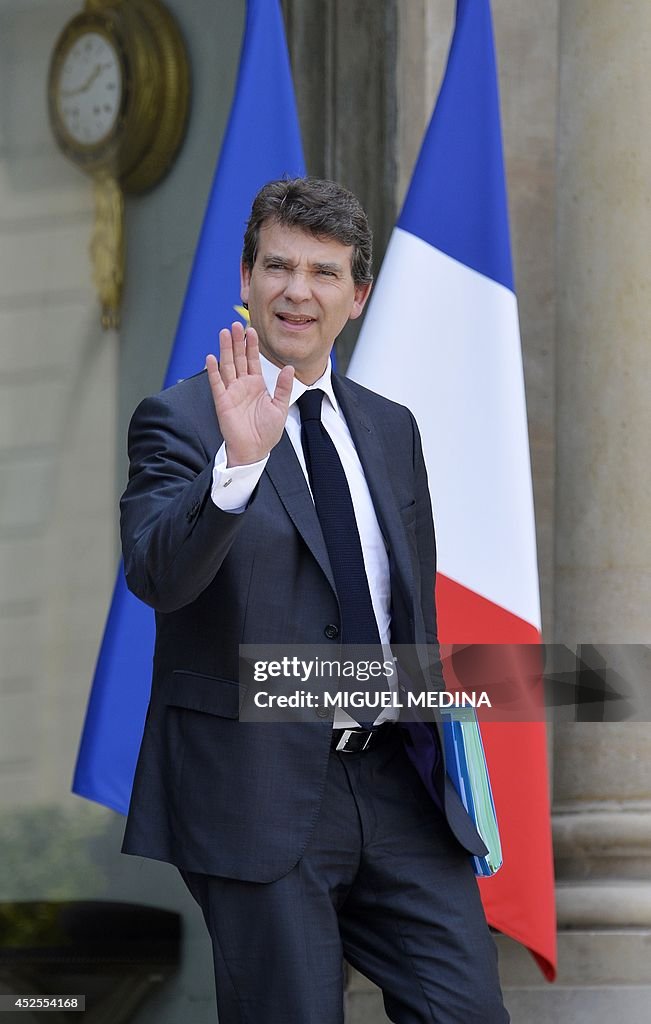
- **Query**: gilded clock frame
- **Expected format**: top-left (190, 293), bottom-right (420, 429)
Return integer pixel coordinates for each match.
top-left (48, 0), bottom-right (190, 194)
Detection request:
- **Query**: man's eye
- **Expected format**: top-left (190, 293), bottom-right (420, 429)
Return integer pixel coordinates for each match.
top-left (318, 269), bottom-right (336, 277)
top-left (266, 262), bottom-right (286, 271)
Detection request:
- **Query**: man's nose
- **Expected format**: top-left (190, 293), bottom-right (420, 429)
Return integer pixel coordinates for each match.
top-left (283, 270), bottom-right (312, 302)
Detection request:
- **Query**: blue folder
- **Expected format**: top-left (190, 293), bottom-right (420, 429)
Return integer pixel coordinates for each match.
top-left (441, 708), bottom-right (503, 876)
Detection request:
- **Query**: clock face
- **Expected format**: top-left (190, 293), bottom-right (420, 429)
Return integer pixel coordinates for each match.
top-left (55, 32), bottom-right (122, 147)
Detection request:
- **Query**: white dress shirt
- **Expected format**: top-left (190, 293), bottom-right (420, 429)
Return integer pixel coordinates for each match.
top-left (211, 355), bottom-right (395, 726)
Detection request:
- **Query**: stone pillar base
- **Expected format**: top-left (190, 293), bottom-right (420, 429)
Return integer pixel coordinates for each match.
top-left (498, 930), bottom-right (651, 1023)
top-left (346, 929), bottom-right (651, 1022)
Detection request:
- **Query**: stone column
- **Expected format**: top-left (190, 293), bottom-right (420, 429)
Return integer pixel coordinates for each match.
top-left (551, 0), bottom-right (651, 1016)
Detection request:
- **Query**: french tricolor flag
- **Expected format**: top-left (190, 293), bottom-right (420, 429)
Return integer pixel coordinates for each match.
top-left (348, 0), bottom-right (557, 980)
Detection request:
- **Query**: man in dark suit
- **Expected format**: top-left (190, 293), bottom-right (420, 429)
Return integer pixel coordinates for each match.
top-left (120, 178), bottom-right (508, 1022)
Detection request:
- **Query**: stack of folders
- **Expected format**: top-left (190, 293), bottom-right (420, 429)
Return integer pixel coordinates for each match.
top-left (441, 707), bottom-right (503, 877)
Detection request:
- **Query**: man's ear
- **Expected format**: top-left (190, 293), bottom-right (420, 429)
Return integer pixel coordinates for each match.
top-left (240, 261), bottom-right (252, 304)
top-left (349, 279), bottom-right (373, 321)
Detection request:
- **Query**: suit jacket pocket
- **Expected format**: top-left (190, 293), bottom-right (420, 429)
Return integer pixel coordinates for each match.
top-left (162, 670), bottom-right (244, 719)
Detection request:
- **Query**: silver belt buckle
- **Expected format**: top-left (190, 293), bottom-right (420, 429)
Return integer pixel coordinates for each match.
top-left (335, 728), bottom-right (374, 752)
top-left (335, 728), bottom-right (356, 752)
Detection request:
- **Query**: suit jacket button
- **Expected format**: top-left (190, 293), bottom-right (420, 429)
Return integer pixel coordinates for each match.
top-left (316, 707), bottom-right (330, 718)
top-left (324, 624), bottom-right (339, 639)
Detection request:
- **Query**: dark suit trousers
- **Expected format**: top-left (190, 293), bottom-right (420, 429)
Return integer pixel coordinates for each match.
top-left (181, 730), bottom-right (509, 1024)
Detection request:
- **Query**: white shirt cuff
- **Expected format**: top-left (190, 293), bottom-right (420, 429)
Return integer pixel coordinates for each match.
top-left (211, 442), bottom-right (269, 513)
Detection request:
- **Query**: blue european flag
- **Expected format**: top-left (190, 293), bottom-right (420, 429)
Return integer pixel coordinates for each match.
top-left (73, 0), bottom-right (306, 813)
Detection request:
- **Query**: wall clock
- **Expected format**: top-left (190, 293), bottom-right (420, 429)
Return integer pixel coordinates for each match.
top-left (48, 0), bottom-right (190, 328)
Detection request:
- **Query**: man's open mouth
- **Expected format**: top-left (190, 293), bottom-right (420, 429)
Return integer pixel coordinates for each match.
top-left (276, 313), bottom-right (316, 325)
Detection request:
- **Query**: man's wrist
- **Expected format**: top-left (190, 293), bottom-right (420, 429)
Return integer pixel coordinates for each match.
top-left (212, 443), bottom-right (268, 512)
top-left (225, 445), bottom-right (270, 469)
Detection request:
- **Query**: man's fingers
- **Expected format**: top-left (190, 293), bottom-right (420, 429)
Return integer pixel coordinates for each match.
top-left (273, 364), bottom-right (295, 408)
top-left (212, 322), bottom-right (266, 413)
top-left (245, 327), bottom-right (263, 376)
top-left (231, 321), bottom-right (248, 377)
top-left (218, 329), bottom-right (236, 385)
top-left (206, 353), bottom-right (226, 398)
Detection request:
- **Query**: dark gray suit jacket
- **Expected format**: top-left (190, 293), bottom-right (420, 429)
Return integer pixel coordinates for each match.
top-left (120, 369), bottom-right (486, 879)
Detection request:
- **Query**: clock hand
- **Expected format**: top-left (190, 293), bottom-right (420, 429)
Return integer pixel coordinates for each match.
top-left (60, 83), bottom-right (90, 99)
top-left (84, 62), bottom-right (113, 91)
top-left (60, 62), bottom-right (108, 99)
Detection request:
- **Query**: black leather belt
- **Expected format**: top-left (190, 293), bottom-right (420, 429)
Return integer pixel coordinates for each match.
top-left (331, 722), bottom-right (395, 753)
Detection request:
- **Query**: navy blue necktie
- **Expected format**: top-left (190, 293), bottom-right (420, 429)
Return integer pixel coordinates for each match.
top-left (298, 389), bottom-right (382, 651)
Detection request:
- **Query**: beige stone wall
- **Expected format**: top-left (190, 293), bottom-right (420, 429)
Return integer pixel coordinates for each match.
top-left (0, 0), bottom-right (116, 807)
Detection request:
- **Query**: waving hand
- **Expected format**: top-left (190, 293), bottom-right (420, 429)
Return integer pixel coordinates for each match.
top-left (206, 321), bottom-right (294, 467)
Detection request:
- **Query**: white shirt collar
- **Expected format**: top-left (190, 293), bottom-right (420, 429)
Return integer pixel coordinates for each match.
top-left (259, 352), bottom-right (339, 415)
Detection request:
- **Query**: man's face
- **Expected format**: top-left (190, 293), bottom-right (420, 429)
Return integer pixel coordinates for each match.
top-left (240, 220), bottom-right (372, 384)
